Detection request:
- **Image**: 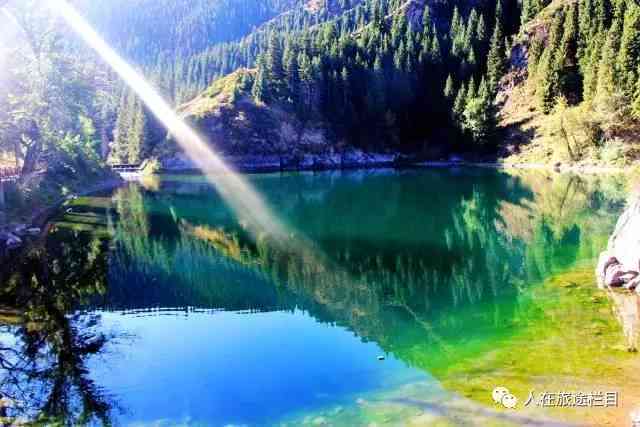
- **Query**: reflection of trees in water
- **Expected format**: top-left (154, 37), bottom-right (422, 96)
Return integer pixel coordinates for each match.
top-left (0, 171), bottom-right (626, 425)
top-left (108, 173), bottom-right (535, 369)
top-left (151, 171), bottom-right (624, 371)
top-left (105, 185), bottom-right (297, 312)
top-left (0, 228), bottom-right (119, 426)
top-left (502, 172), bottom-right (627, 285)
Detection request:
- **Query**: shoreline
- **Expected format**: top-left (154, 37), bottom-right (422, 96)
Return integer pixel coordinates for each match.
top-left (153, 156), bottom-right (633, 176)
top-left (0, 177), bottom-right (124, 257)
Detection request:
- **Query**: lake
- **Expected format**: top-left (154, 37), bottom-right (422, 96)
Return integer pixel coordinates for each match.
top-left (1, 168), bottom-right (638, 426)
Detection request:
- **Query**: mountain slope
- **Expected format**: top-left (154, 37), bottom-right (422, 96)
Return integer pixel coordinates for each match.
top-left (79, 0), bottom-right (305, 65)
top-left (497, 0), bottom-right (640, 167)
top-left (143, 0), bottom-right (522, 169)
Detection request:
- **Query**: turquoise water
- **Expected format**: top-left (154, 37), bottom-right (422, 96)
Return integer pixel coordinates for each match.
top-left (0, 169), bottom-right (633, 426)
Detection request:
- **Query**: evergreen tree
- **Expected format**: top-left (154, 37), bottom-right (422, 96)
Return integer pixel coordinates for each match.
top-left (596, 16), bottom-right (623, 102)
top-left (444, 75), bottom-right (455, 100)
top-left (266, 32), bottom-right (286, 98)
top-left (487, 22), bottom-right (506, 92)
top-left (617, 4), bottom-right (640, 97)
top-left (286, 52), bottom-right (301, 105)
top-left (536, 13), bottom-right (565, 113)
top-left (453, 82), bottom-right (467, 118)
top-left (252, 54), bottom-right (269, 103)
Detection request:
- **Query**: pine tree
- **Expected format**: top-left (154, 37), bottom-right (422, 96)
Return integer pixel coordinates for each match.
top-left (487, 22), bottom-right (506, 92)
top-left (466, 76), bottom-right (477, 102)
top-left (129, 101), bottom-right (146, 164)
top-left (617, 4), bottom-right (640, 97)
top-left (266, 32), bottom-right (285, 98)
top-left (536, 13), bottom-right (565, 113)
top-left (476, 15), bottom-right (487, 44)
top-left (252, 54), bottom-right (269, 103)
top-left (582, 35), bottom-right (604, 101)
top-left (286, 52), bottom-right (301, 105)
top-left (422, 5), bottom-right (432, 32)
top-left (444, 75), bottom-right (455, 100)
top-left (632, 63), bottom-right (640, 118)
top-left (478, 76), bottom-right (490, 102)
top-left (450, 7), bottom-right (463, 41)
top-left (596, 17), bottom-right (623, 102)
top-left (453, 81), bottom-right (467, 118)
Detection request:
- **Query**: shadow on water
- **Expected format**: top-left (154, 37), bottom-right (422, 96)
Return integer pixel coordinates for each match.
top-left (0, 168), bottom-right (634, 425)
top-left (0, 230), bottom-right (127, 425)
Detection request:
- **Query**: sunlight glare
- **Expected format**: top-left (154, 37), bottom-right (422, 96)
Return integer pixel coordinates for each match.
top-left (47, 0), bottom-right (290, 240)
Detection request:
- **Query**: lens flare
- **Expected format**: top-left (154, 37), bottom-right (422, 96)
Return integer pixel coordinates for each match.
top-left (47, 0), bottom-right (289, 240)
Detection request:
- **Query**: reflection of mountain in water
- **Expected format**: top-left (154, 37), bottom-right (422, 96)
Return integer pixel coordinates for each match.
top-left (0, 170), bottom-right (627, 424)
top-left (101, 171), bottom-right (625, 370)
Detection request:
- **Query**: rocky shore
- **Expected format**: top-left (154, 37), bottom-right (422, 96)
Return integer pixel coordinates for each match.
top-left (159, 150), bottom-right (403, 173)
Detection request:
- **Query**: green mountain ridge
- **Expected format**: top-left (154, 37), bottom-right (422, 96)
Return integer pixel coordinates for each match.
top-left (113, 0), bottom-right (520, 165)
top-left (2, 0), bottom-right (640, 191)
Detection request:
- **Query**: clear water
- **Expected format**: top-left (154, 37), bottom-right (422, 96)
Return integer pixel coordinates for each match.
top-left (0, 168), bottom-right (636, 426)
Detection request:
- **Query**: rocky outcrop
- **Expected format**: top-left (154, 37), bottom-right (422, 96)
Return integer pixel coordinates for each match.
top-left (597, 198), bottom-right (640, 292)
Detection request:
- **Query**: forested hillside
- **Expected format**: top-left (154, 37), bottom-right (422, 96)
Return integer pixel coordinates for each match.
top-left (502, 0), bottom-right (640, 165)
top-left (110, 0), bottom-right (523, 163)
top-left (2, 0), bottom-right (640, 175)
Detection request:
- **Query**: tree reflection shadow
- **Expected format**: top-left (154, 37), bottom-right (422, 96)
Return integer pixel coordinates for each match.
top-left (0, 228), bottom-right (123, 426)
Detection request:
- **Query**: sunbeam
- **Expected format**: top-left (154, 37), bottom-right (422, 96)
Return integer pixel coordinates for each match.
top-left (45, 0), bottom-right (290, 241)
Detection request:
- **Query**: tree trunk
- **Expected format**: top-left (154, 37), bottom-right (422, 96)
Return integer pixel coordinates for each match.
top-left (100, 125), bottom-right (110, 160)
top-left (20, 121), bottom-right (41, 176)
top-left (21, 139), bottom-right (42, 176)
top-left (13, 140), bottom-right (20, 170)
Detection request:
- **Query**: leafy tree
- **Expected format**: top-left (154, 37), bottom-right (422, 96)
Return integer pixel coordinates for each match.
top-left (0, 1), bottom-right (104, 175)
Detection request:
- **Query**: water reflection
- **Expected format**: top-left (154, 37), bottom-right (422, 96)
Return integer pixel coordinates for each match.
top-left (0, 230), bottom-right (123, 425)
top-left (607, 290), bottom-right (640, 352)
top-left (0, 169), bottom-right (631, 425)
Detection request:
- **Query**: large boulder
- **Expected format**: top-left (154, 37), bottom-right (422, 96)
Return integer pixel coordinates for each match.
top-left (597, 198), bottom-right (640, 291)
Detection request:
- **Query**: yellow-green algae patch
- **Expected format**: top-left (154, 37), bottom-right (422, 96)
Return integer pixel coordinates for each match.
top-left (280, 264), bottom-right (640, 426)
top-left (436, 264), bottom-right (639, 424)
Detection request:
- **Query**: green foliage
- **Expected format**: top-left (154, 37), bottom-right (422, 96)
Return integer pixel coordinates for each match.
top-left (617, 3), bottom-right (640, 97)
top-left (444, 75), bottom-right (455, 100)
top-left (487, 22), bottom-right (505, 92)
top-left (0, 0), bottom-right (113, 176)
top-left (142, 157), bottom-right (162, 175)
